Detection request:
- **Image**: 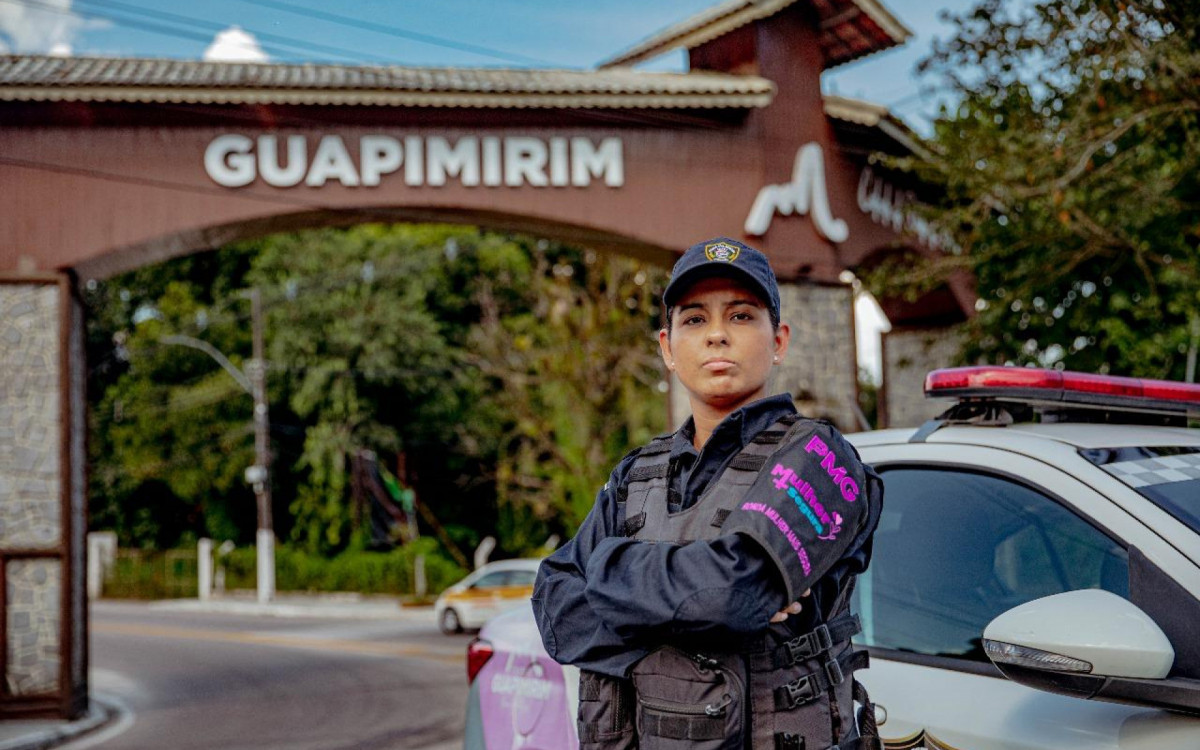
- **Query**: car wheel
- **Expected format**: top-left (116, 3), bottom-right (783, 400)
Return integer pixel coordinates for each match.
top-left (440, 607), bottom-right (462, 634)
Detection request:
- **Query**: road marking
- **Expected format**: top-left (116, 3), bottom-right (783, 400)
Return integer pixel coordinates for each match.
top-left (93, 622), bottom-right (465, 664)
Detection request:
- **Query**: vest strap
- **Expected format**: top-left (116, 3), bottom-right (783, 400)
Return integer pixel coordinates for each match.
top-left (754, 429), bottom-right (788, 446)
top-left (749, 614), bottom-right (861, 671)
top-left (773, 649), bottom-right (868, 710)
top-left (639, 438), bottom-right (673, 456)
top-left (623, 512), bottom-right (647, 536)
top-left (710, 508), bottom-right (731, 528)
top-left (627, 463), bottom-right (669, 482)
top-left (640, 711), bottom-right (724, 741)
top-left (728, 453), bottom-right (767, 471)
top-left (785, 614), bottom-right (860, 667)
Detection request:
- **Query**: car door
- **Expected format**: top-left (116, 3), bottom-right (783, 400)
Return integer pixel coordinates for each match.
top-left (461, 571), bottom-right (512, 626)
top-left (851, 441), bottom-right (1200, 750)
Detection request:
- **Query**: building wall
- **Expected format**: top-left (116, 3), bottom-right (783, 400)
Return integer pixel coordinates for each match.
top-left (881, 326), bottom-right (964, 428)
top-left (777, 283), bottom-right (860, 430)
top-left (0, 283), bottom-right (62, 698)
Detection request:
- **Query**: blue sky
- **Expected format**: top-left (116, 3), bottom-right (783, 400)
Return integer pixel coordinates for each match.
top-left (1, 0), bottom-right (974, 133)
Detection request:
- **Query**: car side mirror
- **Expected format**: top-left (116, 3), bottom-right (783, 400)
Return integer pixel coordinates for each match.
top-left (983, 590), bottom-right (1200, 714)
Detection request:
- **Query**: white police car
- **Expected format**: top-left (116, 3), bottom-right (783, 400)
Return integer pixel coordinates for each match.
top-left (464, 367), bottom-right (1200, 749)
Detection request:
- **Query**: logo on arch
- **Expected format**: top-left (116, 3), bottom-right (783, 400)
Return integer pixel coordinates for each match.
top-left (704, 241), bottom-right (741, 262)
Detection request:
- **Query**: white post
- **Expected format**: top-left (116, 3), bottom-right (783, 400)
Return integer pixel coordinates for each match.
top-left (257, 530), bottom-right (276, 604)
top-left (86, 531), bottom-right (117, 600)
top-left (414, 554), bottom-right (427, 599)
top-left (197, 538), bottom-right (213, 601)
top-left (474, 536), bottom-right (496, 570)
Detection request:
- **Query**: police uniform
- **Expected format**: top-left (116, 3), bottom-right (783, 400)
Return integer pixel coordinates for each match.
top-left (532, 238), bottom-right (883, 750)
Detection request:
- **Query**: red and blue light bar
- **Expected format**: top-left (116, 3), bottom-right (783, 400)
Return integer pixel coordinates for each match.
top-left (925, 366), bottom-right (1200, 416)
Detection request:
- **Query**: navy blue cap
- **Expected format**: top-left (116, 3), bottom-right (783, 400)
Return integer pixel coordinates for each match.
top-left (662, 237), bottom-right (780, 320)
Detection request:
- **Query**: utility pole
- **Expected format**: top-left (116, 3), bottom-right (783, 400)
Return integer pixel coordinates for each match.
top-left (160, 286), bottom-right (275, 603)
top-left (247, 288), bottom-right (275, 603)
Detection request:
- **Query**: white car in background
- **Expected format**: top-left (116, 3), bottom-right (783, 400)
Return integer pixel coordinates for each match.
top-left (435, 558), bottom-right (541, 634)
top-left (464, 367), bottom-right (1200, 749)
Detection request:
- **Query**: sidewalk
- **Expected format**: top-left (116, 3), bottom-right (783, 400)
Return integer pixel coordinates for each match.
top-left (0, 697), bottom-right (114, 750)
top-left (150, 590), bottom-right (436, 620)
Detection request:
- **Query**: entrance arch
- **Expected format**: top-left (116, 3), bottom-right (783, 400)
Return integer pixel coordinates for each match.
top-left (0, 0), bottom-right (971, 718)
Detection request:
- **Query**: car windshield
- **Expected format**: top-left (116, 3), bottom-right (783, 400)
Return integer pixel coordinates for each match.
top-left (1079, 446), bottom-right (1200, 535)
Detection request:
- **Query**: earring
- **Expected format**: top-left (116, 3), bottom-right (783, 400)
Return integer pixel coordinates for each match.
top-left (773, 355), bottom-right (780, 362)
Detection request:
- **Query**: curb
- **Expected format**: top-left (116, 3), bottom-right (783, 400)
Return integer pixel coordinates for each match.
top-left (149, 598), bottom-right (432, 620)
top-left (0, 696), bottom-right (118, 750)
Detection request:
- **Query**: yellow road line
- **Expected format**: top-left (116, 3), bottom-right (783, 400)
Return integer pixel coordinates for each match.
top-left (94, 622), bottom-right (465, 664)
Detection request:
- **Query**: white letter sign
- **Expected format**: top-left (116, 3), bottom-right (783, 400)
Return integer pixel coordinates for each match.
top-left (202, 134), bottom-right (625, 190)
top-left (744, 142), bottom-right (848, 242)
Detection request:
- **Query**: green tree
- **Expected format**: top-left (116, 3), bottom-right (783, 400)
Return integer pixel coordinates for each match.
top-left (244, 225), bottom-right (465, 554)
top-left (881, 0), bottom-right (1200, 378)
top-left (88, 271), bottom-right (259, 548)
top-left (465, 245), bottom-right (669, 541)
top-left (87, 224), bottom-right (670, 556)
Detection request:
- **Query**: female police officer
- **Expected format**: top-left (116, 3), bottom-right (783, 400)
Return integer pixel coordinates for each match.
top-left (533, 238), bottom-right (883, 750)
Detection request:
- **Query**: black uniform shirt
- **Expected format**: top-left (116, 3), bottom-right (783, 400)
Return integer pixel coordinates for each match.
top-left (533, 394), bottom-right (801, 678)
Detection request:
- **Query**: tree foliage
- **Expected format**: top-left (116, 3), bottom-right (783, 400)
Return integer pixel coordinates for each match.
top-left (881, 0), bottom-right (1200, 377)
top-left (87, 225), bottom-right (669, 555)
top-left (466, 246), bottom-right (668, 541)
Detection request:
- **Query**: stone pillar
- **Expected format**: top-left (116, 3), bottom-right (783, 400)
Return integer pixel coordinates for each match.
top-left (880, 326), bottom-right (964, 428)
top-left (775, 282), bottom-right (861, 431)
top-left (664, 282), bottom-right (861, 432)
top-left (0, 277), bottom-right (87, 719)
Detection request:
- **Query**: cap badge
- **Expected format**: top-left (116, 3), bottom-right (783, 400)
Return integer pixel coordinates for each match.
top-left (704, 241), bottom-right (741, 262)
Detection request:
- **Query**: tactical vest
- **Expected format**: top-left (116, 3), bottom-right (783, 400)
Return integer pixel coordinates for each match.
top-left (577, 415), bottom-right (882, 750)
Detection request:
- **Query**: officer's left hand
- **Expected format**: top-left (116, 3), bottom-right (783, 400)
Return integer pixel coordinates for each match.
top-left (768, 589), bottom-right (811, 623)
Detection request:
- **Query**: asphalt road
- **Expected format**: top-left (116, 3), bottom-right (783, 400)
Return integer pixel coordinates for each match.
top-left (74, 601), bottom-right (473, 750)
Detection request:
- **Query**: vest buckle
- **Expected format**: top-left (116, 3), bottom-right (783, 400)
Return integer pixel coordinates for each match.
top-left (785, 623), bottom-right (833, 664)
top-left (781, 675), bottom-right (818, 707)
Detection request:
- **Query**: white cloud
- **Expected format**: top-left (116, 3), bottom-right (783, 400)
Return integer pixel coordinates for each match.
top-left (203, 26), bottom-right (269, 63)
top-left (0, 0), bottom-right (89, 54)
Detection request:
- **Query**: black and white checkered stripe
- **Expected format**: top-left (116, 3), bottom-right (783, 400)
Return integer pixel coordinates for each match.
top-left (1102, 453), bottom-right (1200, 488)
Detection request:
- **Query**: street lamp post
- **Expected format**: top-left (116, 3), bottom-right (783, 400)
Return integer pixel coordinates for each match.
top-left (247, 288), bottom-right (275, 603)
top-left (160, 286), bottom-right (275, 603)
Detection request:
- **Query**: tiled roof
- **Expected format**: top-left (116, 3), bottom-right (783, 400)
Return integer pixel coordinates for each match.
top-left (823, 94), bottom-right (926, 156)
top-left (598, 0), bottom-right (910, 70)
top-left (0, 55), bottom-right (775, 109)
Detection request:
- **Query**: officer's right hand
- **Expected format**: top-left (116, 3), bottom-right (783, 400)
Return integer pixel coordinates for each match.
top-left (768, 589), bottom-right (811, 623)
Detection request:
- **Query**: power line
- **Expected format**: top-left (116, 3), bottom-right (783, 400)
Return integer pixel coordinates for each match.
top-left (4, 0), bottom-right (384, 64)
top-left (234, 0), bottom-right (561, 68)
top-left (72, 0), bottom-right (400, 64)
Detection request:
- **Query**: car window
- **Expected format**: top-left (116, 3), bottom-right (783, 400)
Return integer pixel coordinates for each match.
top-left (472, 572), bottom-right (509, 588)
top-left (504, 570), bottom-right (537, 586)
top-left (1079, 446), bottom-right (1200, 535)
top-left (852, 467), bottom-right (1129, 662)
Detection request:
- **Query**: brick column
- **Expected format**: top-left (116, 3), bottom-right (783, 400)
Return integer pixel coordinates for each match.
top-left (775, 282), bottom-right (860, 431)
top-left (880, 326), bottom-right (965, 428)
top-left (0, 277), bottom-right (87, 719)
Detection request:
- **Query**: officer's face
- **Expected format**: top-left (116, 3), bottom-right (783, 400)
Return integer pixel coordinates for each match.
top-left (659, 276), bottom-right (789, 415)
